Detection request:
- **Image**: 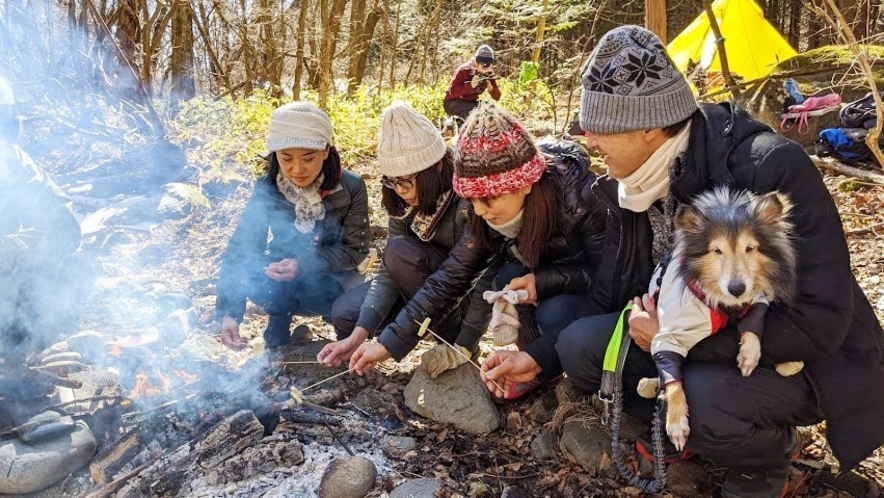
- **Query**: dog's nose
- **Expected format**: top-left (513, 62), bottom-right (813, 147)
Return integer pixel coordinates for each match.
top-left (727, 281), bottom-right (746, 297)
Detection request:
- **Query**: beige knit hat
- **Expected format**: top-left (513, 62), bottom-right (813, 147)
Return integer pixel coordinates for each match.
top-left (265, 101), bottom-right (333, 155)
top-left (377, 102), bottom-right (447, 178)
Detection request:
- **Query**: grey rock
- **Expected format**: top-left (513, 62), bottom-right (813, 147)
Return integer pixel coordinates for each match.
top-left (529, 390), bottom-right (558, 424)
top-left (0, 421), bottom-right (96, 495)
top-left (157, 292), bottom-right (193, 313)
top-left (161, 308), bottom-right (197, 346)
top-left (156, 186), bottom-right (194, 219)
top-left (530, 432), bottom-right (558, 461)
top-left (404, 363), bottom-right (500, 434)
top-left (500, 485), bottom-right (530, 498)
top-left (318, 456), bottom-right (377, 498)
top-left (383, 436), bottom-right (418, 455)
top-left (665, 460), bottom-right (712, 497)
top-left (389, 478), bottom-right (443, 498)
top-left (559, 420), bottom-right (612, 474)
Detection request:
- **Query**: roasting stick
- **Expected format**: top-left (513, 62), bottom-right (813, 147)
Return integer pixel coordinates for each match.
top-left (413, 317), bottom-right (505, 394)
top-left (289, 367), bottom-right (357, 406)
top-left (273, 360), bottom-right (322, 365)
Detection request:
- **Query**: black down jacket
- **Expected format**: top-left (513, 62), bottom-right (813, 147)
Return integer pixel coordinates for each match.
top-left (377, 139), bottom-right (607, 377)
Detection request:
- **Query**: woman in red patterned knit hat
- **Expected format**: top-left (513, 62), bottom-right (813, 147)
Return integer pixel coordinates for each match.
top-left (350, 101), bottom-right (608, 399)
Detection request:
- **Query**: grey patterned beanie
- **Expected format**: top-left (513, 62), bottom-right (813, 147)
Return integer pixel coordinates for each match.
top-left (475, 45), bottom-right (495, 65)
top-left (579, 25), bottom-right (698, 134)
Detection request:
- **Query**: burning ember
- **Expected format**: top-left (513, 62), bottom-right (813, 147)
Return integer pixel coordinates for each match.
top-left (128, 369), bottom-right (198, 397)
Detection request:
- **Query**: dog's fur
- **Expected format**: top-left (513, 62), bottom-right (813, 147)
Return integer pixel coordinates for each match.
top-left (439, 116), bottom-right (463, 146)
top-left (659, 187), bottom-right (797, 450)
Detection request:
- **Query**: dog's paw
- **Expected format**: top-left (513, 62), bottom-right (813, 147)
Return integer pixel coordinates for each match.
top-left (667, 415), bottom-right (690, 452)
top-left (737, 332), bottom-right (761, 377)
top-left (637, 377), bottom-right (659, 399)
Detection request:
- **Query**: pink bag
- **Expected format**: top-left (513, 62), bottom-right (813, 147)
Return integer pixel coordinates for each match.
top-left (780, 93), bottom-right (842, 134)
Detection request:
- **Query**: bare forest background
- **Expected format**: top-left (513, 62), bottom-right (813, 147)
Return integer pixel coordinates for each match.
top-left (1, 0), bottom-right (881, 116)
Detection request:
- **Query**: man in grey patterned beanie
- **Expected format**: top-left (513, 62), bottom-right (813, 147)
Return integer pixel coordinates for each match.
top-left (557, 24), bottom-right (883, 498)
top-left (579, 25), bottom-right (698, 135)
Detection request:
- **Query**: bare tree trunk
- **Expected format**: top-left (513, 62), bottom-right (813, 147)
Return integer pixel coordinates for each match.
top-left (115, 0), bottom-right (142, 100)
top-left (377, 0), bottom-right (389, 92)
top-left (170, 0), bottom-right (196, 106)
top-left (644, 0), bottom-right (666, 45)
top-left (788, 0), bottom-right (800, 48)
top-left (345, 0), bottom-right (383, 93)
top-left (192, 1), bottom-right (231, 93)
top-left (318, 0), bottom-right (347, 105)
top-left (388, 0), bottom-right (401, 89)
top-left (293, 0), bottom-right (309, 99)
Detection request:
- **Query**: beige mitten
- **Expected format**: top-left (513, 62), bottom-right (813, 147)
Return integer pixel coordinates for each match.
top-left (420, 343), bottom-right (471, 379)
top-left (483, 289), bottom-right (529, 346)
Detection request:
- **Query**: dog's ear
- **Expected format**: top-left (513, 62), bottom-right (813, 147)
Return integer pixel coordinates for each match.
top-left (752, 191), bottom-right (791, 225)
top-left (675, 204), bottom-right (705, 232)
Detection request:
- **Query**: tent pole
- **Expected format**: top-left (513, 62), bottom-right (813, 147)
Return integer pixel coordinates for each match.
top-left (703, 0), bottom-right (741, 98)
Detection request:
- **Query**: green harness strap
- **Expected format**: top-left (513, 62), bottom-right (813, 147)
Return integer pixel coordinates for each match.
top-left (599, 302), bottom-right (633, 425)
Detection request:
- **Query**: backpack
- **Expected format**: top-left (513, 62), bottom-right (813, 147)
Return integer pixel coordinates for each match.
top-left (840, 92), bottom-right (881, 130)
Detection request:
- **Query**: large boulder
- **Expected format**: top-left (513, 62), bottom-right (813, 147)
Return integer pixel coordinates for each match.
top-left (404, 363), bottom-right (500, 434)
top-left (0, 420), bottom-right (96, 495)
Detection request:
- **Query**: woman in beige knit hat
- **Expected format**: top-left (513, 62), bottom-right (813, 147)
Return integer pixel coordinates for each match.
top-left (215, 102), bottom-right (370, 354)
top-left (317, 102), bottom-right (494, 377)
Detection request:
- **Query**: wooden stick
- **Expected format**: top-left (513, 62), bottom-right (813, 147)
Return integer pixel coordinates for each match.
top-left (272, 361), bottom-right (321, 365)
top-left (811, 155), bottom-right (884, 185)
top-left (413, 318), bottom-right (506, 394)
top-left (300, 368), bottom-right (354, 392)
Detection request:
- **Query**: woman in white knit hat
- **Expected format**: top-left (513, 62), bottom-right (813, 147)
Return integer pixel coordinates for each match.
top-left (215, 102), bottom-right (370, 353)
top-left (317, 102), bottom-right (494, 376)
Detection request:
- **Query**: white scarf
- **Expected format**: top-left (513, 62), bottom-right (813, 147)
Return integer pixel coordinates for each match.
top-left (486, 209), bottom-right (524, 239)
top-left (618, 120), bottom-right (692, 213)
top-left (277, 173), bottom-right (326, 233)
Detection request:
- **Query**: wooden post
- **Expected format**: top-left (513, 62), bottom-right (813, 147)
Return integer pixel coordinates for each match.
top-left (532, 0), bottom-right (550, 64)
top-left (645, 0), bottom-right (667, 44)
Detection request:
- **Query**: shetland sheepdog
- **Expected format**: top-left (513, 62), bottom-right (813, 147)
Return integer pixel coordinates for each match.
top-left (638, 187), bottom-right (800, 451)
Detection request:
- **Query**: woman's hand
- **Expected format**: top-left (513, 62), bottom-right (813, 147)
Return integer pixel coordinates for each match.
top-left (349, 342), bottom-right (392, 376)
top-left (265, 258), bottom-right (299, 282)
top-left (317, 327), bottom-right (369, 368)
top-left (220, 316), bottom-right (247, 350)
top-left (480, 350), bottom-right (541, 398)
top-left (627, 294), bottom-right (659, 352)
top-left (506, 273), bottom-right (537, 304)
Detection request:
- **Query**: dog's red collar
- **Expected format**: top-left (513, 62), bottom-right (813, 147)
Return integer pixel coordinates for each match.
top-left (685, 279), bottom-right (752, 329)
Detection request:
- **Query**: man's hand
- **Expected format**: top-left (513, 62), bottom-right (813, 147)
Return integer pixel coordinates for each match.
top-left (317, 327), bottom-right (369, 368)
top-left (628, 294), bottom-right (658, 352)
top-left (470, 74), bottom-right (481, 88)
top-left (507, 273), bottom-right (537, 304)
top-left (480, 350), bottom-right (541, 398)
top-left (265, 258), bottom-right (298, 282)
top-left (349, 342), bottom-right (392, 376)
top-left (220, 316), bottom-right (247, 350)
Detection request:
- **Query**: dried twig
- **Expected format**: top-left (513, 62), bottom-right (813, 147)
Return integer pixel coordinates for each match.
top-left (847, 222), bottom-right (884, 237)
top-left (46, 395), bottom-right (131, 411)
top-left (811, 155), bottom-right (884, 184)
top-left (413, 317), bottom-right (505, 394)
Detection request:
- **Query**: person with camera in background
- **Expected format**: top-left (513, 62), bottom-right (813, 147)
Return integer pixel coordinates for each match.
top-left (443, 45), bottom-right (501, 120)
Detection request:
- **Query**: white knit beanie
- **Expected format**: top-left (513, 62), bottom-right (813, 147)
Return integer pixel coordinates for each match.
top-left (265, 101), bottom-right (333, 154)
top-left (377, 102), bottom-right (447, 178)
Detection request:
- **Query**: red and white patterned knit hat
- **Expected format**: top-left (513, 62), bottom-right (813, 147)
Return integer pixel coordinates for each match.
top-left (453, 102), bottom-right (546, 199)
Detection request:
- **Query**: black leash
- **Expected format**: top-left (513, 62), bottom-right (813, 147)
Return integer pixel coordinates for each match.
top-left (600, 303), bottom-right (668, 495)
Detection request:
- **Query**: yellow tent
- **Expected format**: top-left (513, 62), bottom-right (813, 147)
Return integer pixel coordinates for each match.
top-left (667, 0), bottom-right (797, 83)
